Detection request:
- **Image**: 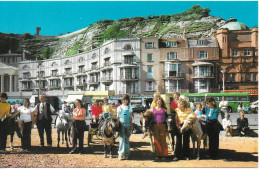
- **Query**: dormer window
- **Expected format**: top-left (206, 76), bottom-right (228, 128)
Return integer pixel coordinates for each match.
top-left (166, 41), bottom-right (177, 47)
top-left (22, 65), bottom-right (30, 70)
top-left (104, 48), bottom-right (110, 53)
top-left (92, 53), bottom-right (97, 59)
top-left (64, 60), bottom-right (71, 65)
top-left (51, 62), bottom-right (58, 67)
top-left (232, 50), bottom-right (238, 56)
top-left (197, 40), bottom-right (206, 45)
top-left (124, 44), bottom-right (132, 50)
top-left (145, 42), bottom-right (154, 48)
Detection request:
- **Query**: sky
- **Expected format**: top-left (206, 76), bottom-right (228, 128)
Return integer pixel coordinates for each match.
top-left (0, 1), bottom-right (258, 36)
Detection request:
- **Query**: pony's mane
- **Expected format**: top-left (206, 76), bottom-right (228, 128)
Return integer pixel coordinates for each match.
top-left (186, 113), bottom-right (197, 121)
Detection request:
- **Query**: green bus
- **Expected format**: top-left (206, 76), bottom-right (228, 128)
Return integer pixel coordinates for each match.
top-left (179, 93), bottom-right (250, 113)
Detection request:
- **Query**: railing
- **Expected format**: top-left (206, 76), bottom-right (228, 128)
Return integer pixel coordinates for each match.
top-left (194, 72), bottom-right (214, 77)
top-left (103, 62), bottom-right (111, 67)
top-left (164, 72), bottom-right (184, 78)
top-left (123, 87), bottom-right (139, 94)
top-left (102, 76), bottom-right (113, 81)
top-left (89, 79), bottom-right (100, 83)
top-left (120, 75), bottom-right (139, 80)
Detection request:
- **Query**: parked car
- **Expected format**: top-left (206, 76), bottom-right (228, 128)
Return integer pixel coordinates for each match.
top-left (131, 105), bottom-right (147, 113)
top-left (250, 100), bottom-right (258, 113)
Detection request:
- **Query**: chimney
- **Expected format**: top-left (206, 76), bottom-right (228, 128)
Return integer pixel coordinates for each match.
top-left (36, 27), bottom-right (41, 35)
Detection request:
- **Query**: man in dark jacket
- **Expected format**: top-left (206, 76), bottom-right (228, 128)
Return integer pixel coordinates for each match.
top-left (237, 111), bottom-right (249, 136)
top-left (34, 95), bottom-right (55, 147)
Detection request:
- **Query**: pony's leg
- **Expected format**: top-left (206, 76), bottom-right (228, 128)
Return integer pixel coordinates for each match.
top-left (148, 130), bottom-right (154, 152)
top-left (197, 139), bottom-right (200, 160)
top-left (68, 128), bottom-right (71, 145)
top-left (166, 132), bottom-right (173, 153)
top-left (57, 130), bottom-right (60, 148)
top-left (109, 145), bottom-right (113, 158)
top-left (10, 135), bottom-right (13, 150)
top-left (65, 130), bottom-right (69, 148)
top-left (104, 144), bottom-right (107, 158)
top-left (192, 139), bottom-right (196, 158)
top-left (62, 131), bottom-right (64, 144)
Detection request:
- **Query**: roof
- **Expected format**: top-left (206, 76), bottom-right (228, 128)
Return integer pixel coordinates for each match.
top-left (220, 22), bottom-right (249, 30)
top-left (187, 37), bottom-right (218, 48)
top-left (0, 62), bottom-right (18, 70)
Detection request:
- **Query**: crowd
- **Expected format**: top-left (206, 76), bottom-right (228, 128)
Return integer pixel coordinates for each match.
top-left (0, 91), bottom-right (251, 161)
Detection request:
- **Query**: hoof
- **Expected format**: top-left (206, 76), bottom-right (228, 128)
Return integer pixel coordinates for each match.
top-left (104, 154), bottom-right (107, 158)
top-left (196, 157), bottom-right (200, 160)
top-left (110, 155), bottom-right (113, 159)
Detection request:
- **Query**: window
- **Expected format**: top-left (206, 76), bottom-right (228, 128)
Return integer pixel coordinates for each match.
top-left (253, 73), bottom-right (257, 81)
top-left (65, 68), bottom-right (72, 74)
top-left (166, 41), bottom-right (177, 47)
top-left (52, 62), bottom-right (58, 67)
top-left (145, 42), bottom-right (154, 48)
top-left (167, 52), bottom-right (178, 60)
top-left (124, 56), bottom-right (134, 64)
top-left (226, 74), bottom-right (231, 82)
top-left (145, 81), bottom-right (155, 91)
top-left (231, 73), bottom-right (236, 82)
top-left (198, 51), bottom-right (208, 59)
top-left (104, 59), bottom-right (110, 67)
top-left (194, 80), bottom-right (208, 93)
top-left (92, 53), bottom-right (96, 59)
top-left (91, 63), bottom-right (97, 70)
top-left (232, 50), bottom-right (238, 56)
top-left (197, 40), bottom-right (206, 45)
top-left (51, 70), bottom-right (58, 76)
top-left (104, 48), bottom-right (110, 53)
top-left (147, 66), bottom-right (153, 79)
top-left (64, 60), bottom-right (70, 65)
top-left (78, 65), bottom-right (84, 73)
top-left (78, 57), bottom-right (84, 62)
top-left (147, 54), bottom-right (153, 62)
top-left (124, 44), bottom-right (132, 50)
top-left (244, 50), bottom-right (250, 56)
top-left (23, 73), bottom-right (30, 79)
top-left (246, 73), bottom-right (251, 81)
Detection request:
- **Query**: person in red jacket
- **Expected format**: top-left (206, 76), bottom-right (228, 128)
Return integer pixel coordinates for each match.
top-left (91, 99), bottom-right (102, 123)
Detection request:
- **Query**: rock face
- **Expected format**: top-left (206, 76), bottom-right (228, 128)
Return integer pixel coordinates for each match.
top-left (0, 5), bottom-right (227, 59)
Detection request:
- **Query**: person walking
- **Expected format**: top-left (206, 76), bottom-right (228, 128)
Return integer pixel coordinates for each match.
top-left (117, 94), bottom-right (133, 160)
top-left (173, 99), bottom-right (194, 161)
top-left (0, 92), bottom-right (11, 153)
top-left (33, 95), bottom-right (55, 148)
top-left (11, 98), bottom-right (35, 151)
top-left (150, 98), bottom-right (168, 160)
top-left (70, 99), bottom-right (86, 154)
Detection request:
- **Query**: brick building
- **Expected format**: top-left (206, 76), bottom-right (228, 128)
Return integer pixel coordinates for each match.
top-left (215, 18), bottom-right (258, 101)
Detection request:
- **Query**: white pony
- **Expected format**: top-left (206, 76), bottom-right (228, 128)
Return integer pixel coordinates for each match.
top-left (180, 113), bottom-right (208, 160)
top-left (56, 110), bottom-right (72, 148)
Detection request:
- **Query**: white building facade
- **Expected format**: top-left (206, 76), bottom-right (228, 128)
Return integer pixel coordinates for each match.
top-left (18, 38), bottom-right (141, 96)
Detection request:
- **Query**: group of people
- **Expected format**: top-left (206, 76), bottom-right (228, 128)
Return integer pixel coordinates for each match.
top-left (0, 91), bottom-right (251, 161)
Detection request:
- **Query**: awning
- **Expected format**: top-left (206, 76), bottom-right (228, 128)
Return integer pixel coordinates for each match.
top-left (192, 62), bottom-right (213, 66)
top-left (66, 95), bottom-right (83, 103)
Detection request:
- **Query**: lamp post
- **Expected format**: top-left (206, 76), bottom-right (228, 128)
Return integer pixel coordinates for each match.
top-left (37, 60), bottom-right (44, 100)
top-left (221, 70), bottom-right (226, 93)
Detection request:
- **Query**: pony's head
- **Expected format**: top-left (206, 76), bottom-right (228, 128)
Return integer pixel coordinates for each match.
top-left (166, 116), bottom-right (173, 132)
top-left (58, 110), bottom-right (69, 126)
top-left (140, 110), bottom-right (151, 133)
top-left (180, 113), bottom-right (197, 133)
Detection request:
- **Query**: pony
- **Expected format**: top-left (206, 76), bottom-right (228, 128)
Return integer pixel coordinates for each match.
top-left (140, 111), bottom-right (154, 152)
top-left (180, 113), bottom-right (208, 160)
top-left (56, 110), bottom-right (72, 149)
top-left (166, 113), bottom-right (178, 155)
top-left (99, 117), bottom-right (119, 158)
top-left (3, 117), bottom-right (23, 150)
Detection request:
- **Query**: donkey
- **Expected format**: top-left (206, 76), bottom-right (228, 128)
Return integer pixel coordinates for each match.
top-left (56, 110), bottom-right (72, 149)
top-left (180, 114), bottom-right (208, 160)
top-left (99, 117), bottom-right (119, 158)
top-left (140, 111), bottom-right (154, 152)
top-left (166, 113), bottom-right (178, 155)
top-left (3, 117), bottom-right (23, 150)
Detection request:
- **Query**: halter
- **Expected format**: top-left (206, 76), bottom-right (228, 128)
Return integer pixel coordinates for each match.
top-left (102, 117), bottom-right (115, 138)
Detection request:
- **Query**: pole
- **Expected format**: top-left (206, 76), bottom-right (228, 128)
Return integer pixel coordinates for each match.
top-left (222, 72), bottom-right (225, 93)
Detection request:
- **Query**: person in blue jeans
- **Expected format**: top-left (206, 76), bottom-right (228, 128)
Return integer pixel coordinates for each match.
top-left (117, 94), bottom-right (133, 160)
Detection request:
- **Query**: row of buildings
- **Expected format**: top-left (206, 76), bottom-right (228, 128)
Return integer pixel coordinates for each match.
top-left (0, 18), bottom-right (258, 102)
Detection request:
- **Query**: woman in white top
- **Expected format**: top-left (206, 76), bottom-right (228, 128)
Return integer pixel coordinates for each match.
top-left (222, 114), bottom-right (233, 137)
top-left (11, 98), bottom-right (35, 151)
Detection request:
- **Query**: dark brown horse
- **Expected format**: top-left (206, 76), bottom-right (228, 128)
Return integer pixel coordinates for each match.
top-left (140, 111), bottom-right (154, 152)
top-left (99, 117), bottom-right (119, 158)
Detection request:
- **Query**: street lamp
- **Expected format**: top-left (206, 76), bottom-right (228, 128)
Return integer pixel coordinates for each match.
top-left (37, 60), bottom-right (44, 100)
top-left (221, 70), bottom-right (226, 93)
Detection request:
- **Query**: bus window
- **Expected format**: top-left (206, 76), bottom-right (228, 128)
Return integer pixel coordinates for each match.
top-left (226, 96), bottom-right (237, 101)
top-left (239, 96), bottom-right (249, 101)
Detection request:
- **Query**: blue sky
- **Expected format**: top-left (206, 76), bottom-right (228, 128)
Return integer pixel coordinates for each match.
top-left (0, 1), bottom-right (258, 36)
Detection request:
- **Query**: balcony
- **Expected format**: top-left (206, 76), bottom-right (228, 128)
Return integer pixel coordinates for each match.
top-left (101, 62), bottom-right (112, 71)
top-left (49, 85), bottom-right (60, 90)
top-left (76, 82), bottom-right (87, 87)
top-left (20, 77), bottom-right (31, 82)
top-left (120, 75), bottom-right (139, 82)
top-left (64, 83), bottom-right (74, 88)
top-left (102, 76), bottom-right (113, 84)
top-left (163, 72), bottom-right (184, 80)
top-left (192, 72), bottom-right (215, 79)
top-left (89, 67), bottom-right (100, 74)
top-left (118, 59), bottom-right (138, 68)
top-left (89, 78), bottom-right (100, 85)
top-left (20, 87), bottom-right (32, 91)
